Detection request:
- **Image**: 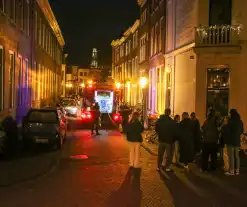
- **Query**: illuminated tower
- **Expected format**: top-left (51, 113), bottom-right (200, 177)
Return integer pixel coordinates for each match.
top-left (90, 48), bottom-right (98, 68)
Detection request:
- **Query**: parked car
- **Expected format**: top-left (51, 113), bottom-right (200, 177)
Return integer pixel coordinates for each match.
top-left (0, 130), bottom-right (6, 155)
top-left (61, 99), bottom-right (81, 117)
top-left (22, 108), bottom-right (67, 150)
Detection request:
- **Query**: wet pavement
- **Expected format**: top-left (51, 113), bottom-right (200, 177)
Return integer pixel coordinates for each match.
top-left (0, 120), bottom-right (247, 206)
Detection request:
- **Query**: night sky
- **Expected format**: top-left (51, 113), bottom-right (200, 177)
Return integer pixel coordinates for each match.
top-left (49, 0), bottom-right (139, 68)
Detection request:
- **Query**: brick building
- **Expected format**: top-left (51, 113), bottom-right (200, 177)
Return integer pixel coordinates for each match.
top-left (0, 0), bottom-right (64, 122)
top-left (111, 20), bottom-right (140, 106)
top-left (114, 0), bottom-right (247, 128)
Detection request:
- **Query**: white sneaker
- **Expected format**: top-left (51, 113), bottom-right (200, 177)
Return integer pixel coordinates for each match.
top-left (225, 172), bottom-right (235, 176)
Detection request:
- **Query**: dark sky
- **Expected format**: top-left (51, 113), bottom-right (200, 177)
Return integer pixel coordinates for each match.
top-left (49, 0), bottom-right (139, 68)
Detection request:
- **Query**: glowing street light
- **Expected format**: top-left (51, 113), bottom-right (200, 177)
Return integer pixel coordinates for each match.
top-left (81, 83), bottom-right (85, 88)
top-left (66, 83), bottom-right (73, 88)
top-left (139, 77), bottom-right (147, 88)
top-left (88, 80), bottom-right (93, 84)
top-left (116, 82), bottom-right (121, 89)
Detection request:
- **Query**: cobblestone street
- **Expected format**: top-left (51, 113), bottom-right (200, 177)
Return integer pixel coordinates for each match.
top-left (0, 128), bottom-right (247, 206)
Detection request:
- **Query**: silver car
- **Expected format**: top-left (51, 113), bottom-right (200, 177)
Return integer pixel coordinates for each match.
top-left (61, 99), bottom-right (81, 117)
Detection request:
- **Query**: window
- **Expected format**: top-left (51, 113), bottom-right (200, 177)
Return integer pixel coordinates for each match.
top-left (17, 56), bottom-right (22, 106)
top-left (140, 35), bottom-right (146, 62)
top-left (125, 42), bottom-right (128, 56)
top-left (43, 24), bottom-right (45, 48)
top-left (159, 17), bottom-right (164, 52)
top-left (129, 40), bottom-right (131, 53)
top-left (150, 27), bottom-right (154, 56)
top-left (20, 0), bottom-right (24, 29)
top-left (0, 46), bottom-right (4, 110)
top-left (9, 52), bottom-right (15, 108)
top-left (39, 18), bottom-right (42, 45)
top-left (35, 11), bottom-right (37, 42)
top-left (80, 72), bottom-right (83, 76)
top-left (166, 72), bottom-right (171, 109)
top-left (154, 22), bottom-right (159, 54)
top-left (0, 0), bottom-right (4, 12)
top-left (23, 0), bottom-right (26, 31)
top-left (141, 9), bottom-right (147, 25)
top-left (26, 0), bottom-right (30, 35)
top-left (135, 57), bottom-right (138, 78)
top-left (9, 0), bottom-right (16, 22)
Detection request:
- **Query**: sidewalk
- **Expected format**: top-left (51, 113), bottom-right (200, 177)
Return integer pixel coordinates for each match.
top-left (141, 137), bottom-right (247, 194)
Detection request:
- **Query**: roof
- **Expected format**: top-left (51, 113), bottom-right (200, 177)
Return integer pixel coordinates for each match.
top-left (111, 20), bottom-right (140, 47)
top-left (37, 0), bottom-right (65, 47)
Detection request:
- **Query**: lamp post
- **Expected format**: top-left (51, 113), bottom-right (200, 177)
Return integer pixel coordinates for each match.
top-left (115, 82), bottom-right (121, 111)
top-left (139, 77), bottom-right (147, 124)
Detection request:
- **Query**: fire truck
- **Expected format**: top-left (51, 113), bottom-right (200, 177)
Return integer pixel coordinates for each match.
top-left (83, 80), bottom-right (117, 114)
top-left (81, 80), bottom-right (122, 127)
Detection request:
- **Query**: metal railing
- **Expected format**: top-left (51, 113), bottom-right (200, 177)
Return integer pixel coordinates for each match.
top-left (195, 25), bottom-right (241, 46)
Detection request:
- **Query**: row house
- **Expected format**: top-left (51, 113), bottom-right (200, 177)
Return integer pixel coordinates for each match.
top-left (114, 0), bottom-right (247, 128)
top-left (163, 0), bottom-right (247, 127)
top-left (0, 0), bottom-right (64, 122)
top-left (111, 20), bottom-right (140, 106)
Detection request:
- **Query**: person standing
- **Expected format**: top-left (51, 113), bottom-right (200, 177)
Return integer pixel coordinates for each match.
top-left (224, 109), bottom-right (244, 175)
top-left (201, 109), bottom-right (219, 172)
top-left (172, 115), bottom-right (181, 164)
top-left (219, 116), bottom-right (230, 172)
top-left (126, 112), bottom-right (144, 168)
top-left (120, 104), bottom-right (132, 134)
top-left (178, 112), bottom-right (195, 170)
top-left (91, 103), bottom-right (101, 135)
top-left (190, 112), bottom-right (202, 155)
top-left (155, 108), bottom-right (176, 172)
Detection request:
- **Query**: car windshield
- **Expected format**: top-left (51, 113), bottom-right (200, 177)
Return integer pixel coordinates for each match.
top-left (61, 100), bottom-right (76, 106)
top-left (28, 110), bottom-right (58, 123)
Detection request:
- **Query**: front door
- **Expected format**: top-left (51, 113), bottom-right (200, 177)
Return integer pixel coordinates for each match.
top-left (206, 68), bottom-right (230, 117)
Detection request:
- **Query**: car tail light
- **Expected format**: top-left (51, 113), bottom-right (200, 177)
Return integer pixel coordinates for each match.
top-left (87, 114), bottom-right (91, 119)
top-left (81, 113), bottom-right (86, 119)
top-left (114, 115), bottom-right (119, 121)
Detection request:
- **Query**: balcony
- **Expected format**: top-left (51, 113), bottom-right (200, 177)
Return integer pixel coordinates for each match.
top-left (194, 25), bottom-right (242, 54)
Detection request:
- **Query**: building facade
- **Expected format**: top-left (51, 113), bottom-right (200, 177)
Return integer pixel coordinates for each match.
top-left (113, 0), bottom-right (247, 128)
top-left (0, 0), bottom-right (64, 122)
top-left (163, 0), bottom-right (247, 127)
top-left (111, 20), bottom-right (140, 106)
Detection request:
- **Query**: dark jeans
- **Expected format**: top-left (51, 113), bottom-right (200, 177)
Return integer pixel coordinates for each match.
top-left (91, 120), bottom-right (99, 134)
top-left (201, 142), bottom-right (218, 171)
top-left (158, 142), bottom-right (173, 169)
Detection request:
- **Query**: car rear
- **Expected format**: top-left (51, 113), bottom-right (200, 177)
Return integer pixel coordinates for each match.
top-left (61, 99), bottom-right (80, 117)
top-left (23, 109), bottom-right (61, 148)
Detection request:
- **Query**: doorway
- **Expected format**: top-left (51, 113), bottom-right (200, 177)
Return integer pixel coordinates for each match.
top-left (206, 68), bottom-right (230, 117)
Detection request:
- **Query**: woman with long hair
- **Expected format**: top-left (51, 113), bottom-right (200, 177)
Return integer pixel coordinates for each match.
top-left (126, 112), bottom-right (144, 168)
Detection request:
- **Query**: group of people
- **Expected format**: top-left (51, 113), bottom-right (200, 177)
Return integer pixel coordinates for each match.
top-left (125, 107), bottom-right (244, 176)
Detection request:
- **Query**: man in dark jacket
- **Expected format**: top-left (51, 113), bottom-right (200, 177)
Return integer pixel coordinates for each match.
top-left (91, 103), bottom-right (101, 135)
top-left (155, 108), bottom-right (177, 172)
top-left (190, 112), bottom-right (201, 153)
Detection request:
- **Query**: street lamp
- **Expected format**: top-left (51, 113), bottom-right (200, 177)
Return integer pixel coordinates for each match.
top-left (81, 83), bottom-right (85, 88)
top-left (116, 82), bottom-right (121, 89)
top-left (66, 83), bottom-right (72, 88)
top-left (139, 77), bottom-right (147, 123)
